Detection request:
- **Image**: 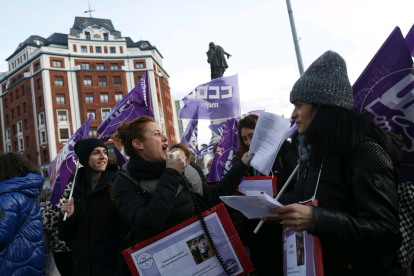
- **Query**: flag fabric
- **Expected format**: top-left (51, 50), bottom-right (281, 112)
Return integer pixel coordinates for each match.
top-left (48, 114), bottom-right (93, 205)
top-left (114, 145), bottom-right (128, 168)
top-left (181, 119), bottom-right (199, 156)
top-left (179, 75), bottom-right (240, 120)
top-left (196, 142), bottom-right (216, 160)
top-left (208, 118), bottom-right (239, 181)
top-left (352, 26), bottom-right (414, 183)
top-left (405, 23), bottom-right (414, 56)
top-left (98, 71), bottom-right (154, 142)
top-left (208, 110), bottom-right (264, 136)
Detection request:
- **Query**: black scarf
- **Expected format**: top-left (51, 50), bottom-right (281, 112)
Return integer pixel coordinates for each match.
top-left (127, 156), bottom-right (167, 180)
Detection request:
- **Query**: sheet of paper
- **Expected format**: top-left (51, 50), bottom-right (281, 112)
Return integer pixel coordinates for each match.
top-left (248, 112), bottom-right (291, 176)
top-left (220, 194), bottom-right (283, 219)
top-left (238, 178), bottom-right (275, 197)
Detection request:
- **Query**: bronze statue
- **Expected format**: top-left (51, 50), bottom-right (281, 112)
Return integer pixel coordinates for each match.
top-left (207, 42), bottom-right (231, 80)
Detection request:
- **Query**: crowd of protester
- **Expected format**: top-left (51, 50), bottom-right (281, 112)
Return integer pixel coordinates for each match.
top-left (0, 51), bottom-right (411, 276)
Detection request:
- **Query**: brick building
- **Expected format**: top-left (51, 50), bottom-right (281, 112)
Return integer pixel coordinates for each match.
top-left (0, 17), bottom-right (179, 177)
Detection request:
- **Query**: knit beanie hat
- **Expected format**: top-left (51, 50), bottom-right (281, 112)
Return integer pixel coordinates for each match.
top-left (290, 50), bottom-right (353, 109)
top-left (74, 138), bottom-right (108, 167)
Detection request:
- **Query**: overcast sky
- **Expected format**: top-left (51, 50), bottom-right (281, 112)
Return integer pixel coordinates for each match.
top-left (0, 0), bottom-right (413, 145)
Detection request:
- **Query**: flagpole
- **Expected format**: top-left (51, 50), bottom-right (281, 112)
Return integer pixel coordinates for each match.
top-left (63, 162), bottom-right (80, 221)
top-left (286, 0), bottom-right (304, 76)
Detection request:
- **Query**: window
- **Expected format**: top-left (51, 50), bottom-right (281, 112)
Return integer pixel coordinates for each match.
top-left (96, 64), bottom-right (104, 70)
top-left (99, 77), bottom-right (107, 86)
top-left (56, 94), bottom-right (65, 104)
top-left (57, 110), bottom-right (68, 122)
top-left (37, 79), bottom-right (41, 89)
top-left (111, 64), bottom-right (119, 70)
top-left (85, 32), bottom-right (91, 40)
top-left (18, 138), bottom-right (24, 150)
top-left (23, 103), bottom-right (26, 113)
top-left (55, 76), bottom-right (64, 86)
top-left (59, 129), bottom-right (70, 140)
top-left (84, 76), bottom-right (92, 86)
top-left (6, 129), bottom-right (10, 140)
top-left (110, 47), bottom-right (116, 53)
top-left (87, 110), bottom-right (96, 120)
top-left (53, 60), bottom-right (62, 67)
top-left (26, 136), bottom-right (29, 147)
top-left (107, 144), bottom-right (115, 157)
top-left (24, 119), bottom-right (28, 129)
top-left (102, 108), bottom-right (111, 120)
top-left (113, 76), bottom-right (122, 86)
top-left (6, 115), bottom-right (9, 124)
top-left (38, 96), bottom-right (43, 108)
top-left (81, 63), bottom-right (90, 69)
top-left (89, 127), bottom-right (97, 137)
top-left (85, 93), bottom-right (94, 103)
top-left (17, 121), bottom-right (22, 133)
top-left (36, 64), bottom-right (40, 70)
top-left (136, 62), bottom-right (144, 69)
top-left (115, 93), bottom-right (123, 102)
top-left (17, 106), bottom-right (20, 116)
top-left (7, 144), bottom-right (11, 153)
top-left (22, 86), bottom-right (25, 95)
top-left (11, 109), bottom-right (15, 119)
top-left (4, 99), bottom-right (7, 108)
top-left (10, 92), bottom-right (13, 102)
top-left (81, 46), bottom-right (87, 52)
top-left (104, 33), bottom-right (108, 41)
top-left (100, 93), bottom-right (109, 103)
top-left (16, 90), bottom-right (19, 99)
top-left (40, 131), bottom-right (46, 144)
top-left (39, 113), bottom-right (45, 125)
top-left (96, 47), bottom-right (102, 53)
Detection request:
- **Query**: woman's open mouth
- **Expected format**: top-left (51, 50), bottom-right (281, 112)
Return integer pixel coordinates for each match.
top-left (162, 144), bottom-right (168, 153)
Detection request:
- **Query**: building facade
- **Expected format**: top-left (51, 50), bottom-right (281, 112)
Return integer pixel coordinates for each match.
top-left (0, 16), bottom-right (179, 177)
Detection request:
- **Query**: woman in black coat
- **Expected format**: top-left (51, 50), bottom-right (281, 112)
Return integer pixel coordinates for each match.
top-left (59, 138), bottom-right (126, 276)
top-left (265, 51), bottom-right (404, 275)
top-left (112, 116), bottom-right (253, 275)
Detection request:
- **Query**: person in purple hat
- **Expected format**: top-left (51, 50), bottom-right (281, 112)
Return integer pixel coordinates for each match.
top-left (58, 138), bottom-right (127, 276)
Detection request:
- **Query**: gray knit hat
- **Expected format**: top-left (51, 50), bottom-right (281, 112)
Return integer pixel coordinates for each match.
top-left (290, 51), bottom-right (353, 109)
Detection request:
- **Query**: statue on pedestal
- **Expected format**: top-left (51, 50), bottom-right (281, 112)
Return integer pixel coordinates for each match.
top-left (207, 42), bottom-right (231, 80)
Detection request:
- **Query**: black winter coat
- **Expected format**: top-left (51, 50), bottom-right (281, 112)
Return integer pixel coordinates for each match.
top-left (280, 133), bottom-right (404, 276)
top-left (113, 159), bottom-right (248, 245)
top-left (58, 164), bottom-right (126, 276)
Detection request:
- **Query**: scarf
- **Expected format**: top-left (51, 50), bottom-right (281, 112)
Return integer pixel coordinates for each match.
top-left (297, 134), bottom-right (312, 164)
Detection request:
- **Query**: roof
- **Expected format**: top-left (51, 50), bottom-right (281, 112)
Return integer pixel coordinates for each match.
top-left (46, 33), bottom-right (68, 46)
top-left (125, 39), bottom-right (164, 58)
top-left (73, 17), bottom-right (115, 29)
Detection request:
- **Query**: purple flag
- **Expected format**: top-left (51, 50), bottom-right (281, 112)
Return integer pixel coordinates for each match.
top-left (114, 145), bottom-right (128, 168)
top-left (405, 23), bottom-right (414, 56)
top-left (181, 119), bottom-right (199, 156)
top-left (48, 114), bottom-right (93, 205)
top-left (208, 118), bottom-right (239, 181)
top-left (179, 75), bottom-right (240, 120)
top-left (353, 26), bottom-right (414, 183)
top-left (196, 142), bottom-right (215, 159)
top-left (98, 71), bottom-right (154, 142)
top-left (209, 110), bottom-right (264, 136)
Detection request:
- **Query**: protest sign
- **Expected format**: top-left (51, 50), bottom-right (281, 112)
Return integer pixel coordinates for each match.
top-left (208, 118), bottom-right (239, 181)
top-left (98, 71), bottom-right (154, 142)
top-left (181, 119), bottom-right (199, 156)
top-left (48, 114), bottom-right (92, 205)
top-left (179, 75), bottom-right (240, 120)
top-left (122, 203), bottom-right (253, 276)
top-left (353, 26), bottom-right (414, 183)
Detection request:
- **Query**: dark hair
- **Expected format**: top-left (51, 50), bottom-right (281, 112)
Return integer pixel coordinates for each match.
top-left (114, 116), bottom-right (155, 157)
top-left (0, 153), bottom-right (41, 182)
top-left (305, 105), bottom-right (387, 165)
top-left (237, 115), bottom-right (258, 157)
top-left (171, 143), bottom-right (191, 158)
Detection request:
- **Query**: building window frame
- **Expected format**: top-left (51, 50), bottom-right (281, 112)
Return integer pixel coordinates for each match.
top-left (99, 76), bottom-right (107, 86)
top-left (57, 110), bottom-right (68, 122)
top-left (81, 46), bottom-right (88, 53)
top-left (59, 128), bottom-right (70, 141)
top-left (89, 127), bottom-right (98, 137)
top-left (87, 110), bottom-right (96, 120)
top-left (110, 47), bottom-right (116, 53)
top-left (56, 94), bottom-right (65, 104)
top-left (6, 128), bottom-right (11, 141)
top-left (55, 76), bottom-right (64, 87)
top-left (113, 76), bottom-right (122, 86)
top-left (85, 93), bottom-right (94, 103)
top-left (39, 112), bottom-right (45, 126)
top-left (83, 76), bottom-right (92, 86)
top-left (17, 121), bottom-right (23, 134)
top-left (100, 93), bottom-right (109, 103)
top-left (40, 130), bottom-right (47, 144)
top-left (136, 62), bottom-right (144, 69)
top-left (101, 107), bottom-right (111, 120)
top-left (96, 63), bottom-right (104, 70)
top-left (81, 63), bottom-right (90, 70)
top-left (96, 46), bottom-right (102, 53)
top-left (110, 64), bottom-right (119, 70)
top-left (115, 92), bottom-right (123, 102)
top-left (52, 60), bottom-right (62, 67)
top-left (18, 137), bottom-right (24, 151)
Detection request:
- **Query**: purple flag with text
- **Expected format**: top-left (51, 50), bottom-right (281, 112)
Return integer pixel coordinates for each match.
top-left (181, 119), bottom-right (199, 156)
top-left (98, 71), bottom-right (154, 142)
top-left (208, 118), bottom-right (239, 181)
top-left (353, 26), bottom-right (414, 183)
top-left (179, 75), bottom-right (240, 120)
top-left (114, 145), bottom-right (128, 168)
top-left (48, 114), bottom-right (92, 205)
top-left (196, 142), bottom-right (215, 160)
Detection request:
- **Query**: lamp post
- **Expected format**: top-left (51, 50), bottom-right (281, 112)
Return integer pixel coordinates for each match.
top-left (286, 0), bottom-right (304, 76)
